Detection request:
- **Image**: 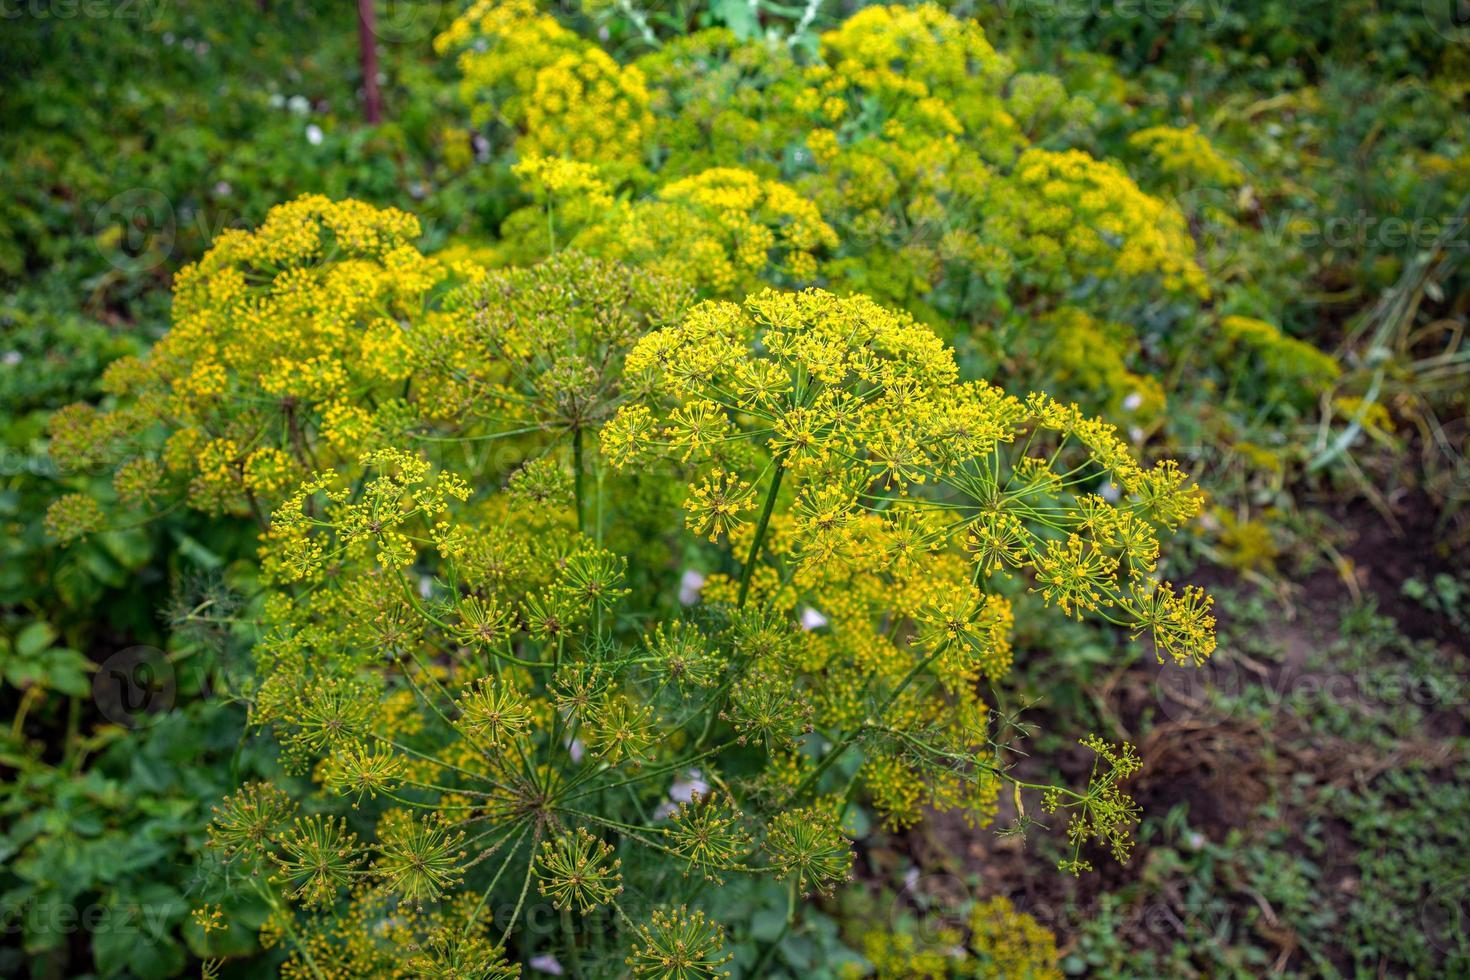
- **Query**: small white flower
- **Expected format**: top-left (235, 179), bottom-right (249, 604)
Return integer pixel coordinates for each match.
top-left (268, 93), bottom-right (285, 109)
top-left (567, 738), bottom-right (585, 764)
top-left (1129, 426), bottom-right (1145, 443)
top-left (417, 576), bottom-right (433, 599)
top-left (668, 769), bottom-right (709, 804)
top-left (530, 954), bottom-right (564, 975)
top-left (305, 124), bottom-right (324, 146)
top-left (653, 801), bottom-right (680, 821)
top-left (213, 181), bottom-right (232, 198)
top-left (2, 351), bottom-right (21, 367)
top-left (1099, 481), bottom-right (1121, 503)
top-left (799, 606), bottom-right (829, 631)
top-left (678, 569), bottom-right (705, 606)
top-left (287, 94), bottom-right (310, 116)
top-left (1122, 391), bottom-right (1144, 412)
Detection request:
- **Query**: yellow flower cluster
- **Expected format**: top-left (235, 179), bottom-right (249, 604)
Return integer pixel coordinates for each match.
top-left (636, 29), bottom-right (806, 178)
top-left (967, 896), bottom-right (1064, 979)
top-left (511, 154), bottom-right (614, 209)
top-left (50, 196), bottom-right (463, 516)
top-left (810, 3), bottom-right (1017, 150)
top-left (607, 288), bottom-right (1215, 667)
top-left (442, 3), bottom-right (1204, 309)
top-left (1033, 307), bottom-right (1167, 424)
top-left (436, 0), bottom-right (651, 172)
top-left (430, 2), bottom-right (1275, 443)
top-left (1128, 123), bottom-right (1245, 188)
top-left (435, 0), bottom-right (585, 127)
top-left (850, 894), bottom-right (1061, 979)
top-left (34, 4), bottom-right (1265, 970)
top-left (1219, 314), bottom-right (1342, 393)
top-left (997, 148), bottom-right (1210, 299)
top-left (571, 168), bottom-right (837, 293)
top-left (522, 47), bottom-right (652, 168)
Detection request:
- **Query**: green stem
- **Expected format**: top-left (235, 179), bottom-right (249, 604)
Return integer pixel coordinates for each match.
top-left (737, 458), bottom-right (785, 608)
top-left (499, 824), bottom-right (543, 949)
top-left (750, 876), bottom-right (797, 976)
top-left (573, 426), bottom-right (586, 533)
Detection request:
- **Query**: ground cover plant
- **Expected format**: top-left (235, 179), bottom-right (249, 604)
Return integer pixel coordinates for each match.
top-left (1, 0), bottom-right (1466, 977)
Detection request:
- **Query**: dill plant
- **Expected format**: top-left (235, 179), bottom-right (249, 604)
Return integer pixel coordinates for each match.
top-left (38, 197), bottom-right (1206, 975)
top-left (42, 189), bottom-right (1218, 973)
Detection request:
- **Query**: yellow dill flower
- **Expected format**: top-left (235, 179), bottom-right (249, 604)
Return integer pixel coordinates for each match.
top-left (1128, 123), bottom-right (1244, 189)
top-left (43, 492), bottom-right (105, 543)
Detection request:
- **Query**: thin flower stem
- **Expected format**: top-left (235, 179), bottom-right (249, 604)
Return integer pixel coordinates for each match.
top-left (467, 820), bottom-right (532, 939)
top-left (573, 426), bottom-right (586, 533)
top-left (558, 742), bottom-right (732, 805)
top-left (499, 824), bottom-right (543, 949)
top-left (786, 641), bottom-right (950, 804)
top-left (750, 876), bottom-right (797, 976)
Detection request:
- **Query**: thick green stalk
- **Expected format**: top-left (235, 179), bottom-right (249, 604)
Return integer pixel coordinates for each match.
top-left (737, 459), bottom-right (786, 608)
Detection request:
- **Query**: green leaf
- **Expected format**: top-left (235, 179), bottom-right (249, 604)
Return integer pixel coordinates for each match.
top-left (42, 648), bottom-right (91, 697)
top-left (15, 621), bottom-right (57, 658)
top-left (92, 906), bottom-right (186, 979)
top-left (715, 0), bottom-right (760, 40)
top-left (171, 531), bottom-right (224, 570)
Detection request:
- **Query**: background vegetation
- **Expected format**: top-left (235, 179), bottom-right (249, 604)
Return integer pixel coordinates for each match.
top-left (1, 0), bottom-right (1466, 976)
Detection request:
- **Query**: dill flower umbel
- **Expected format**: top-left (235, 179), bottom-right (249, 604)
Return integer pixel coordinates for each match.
top-left (626, 906), bottom-right (733, 979)
top-left (764, 806), bottom-right (854, 897)
top-left (535, 827), bottom-right (624, 913)
top-left (49, 195), bottom-right (465, 518)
